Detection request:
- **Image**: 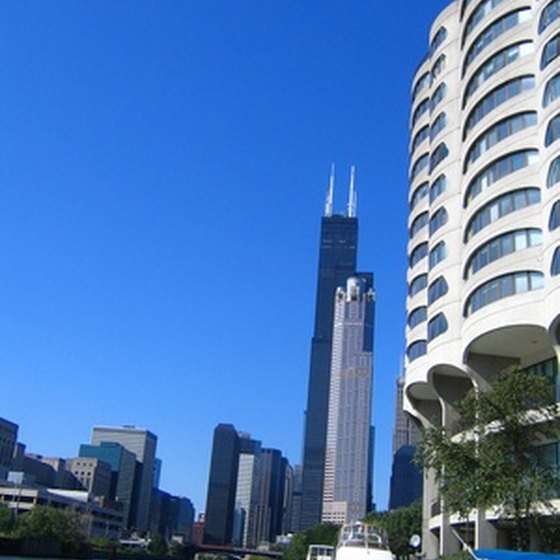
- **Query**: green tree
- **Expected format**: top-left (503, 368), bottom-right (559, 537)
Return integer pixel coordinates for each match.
top-left (0, 504), bottom-right (15, 535)
top-left (148, 533), bottom-right (169, 557)
top-left (417, 367), bottom-right (559, 550)
top-left (283, 523), bottom-right (339, 560)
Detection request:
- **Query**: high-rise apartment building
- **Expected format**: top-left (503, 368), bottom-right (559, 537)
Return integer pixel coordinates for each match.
top-left (300, 168), bottom-right (360, 529)
top-left (405, 0), bottom-right (560, 553)
top-left (321, 276), bottom-right (375, 524)
top-left (91, 426), bottom-right (157, 533)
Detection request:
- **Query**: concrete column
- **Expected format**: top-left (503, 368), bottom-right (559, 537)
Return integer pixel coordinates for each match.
top-left (475, 509), bottom-right (497, 548)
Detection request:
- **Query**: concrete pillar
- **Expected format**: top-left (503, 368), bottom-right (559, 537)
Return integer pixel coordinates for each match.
top-left (475, 509), bottom-right (497, 548)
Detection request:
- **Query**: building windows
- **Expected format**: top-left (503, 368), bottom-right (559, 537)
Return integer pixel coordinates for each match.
top-left (407, 340), bottom-right (427, 362)
top-left (412, 72), bottom-right (430, 102)
top-left (410, 212), bottom-right (429, 238)
top-left (430, 112), bottom-right (448, 142)
top-left (429, 207), bottom-right (448, 235)
top-left (410, 182), bottom-right (429, 210)
top-left (545, 114), bottom-right (560, 147)
top-left (431, 54), bottom-right (447, 83)
top-left (464, 112), bottom-right (537, 172)
top-left (549, 201), bottom-right (560, 231)
top-left (429, 241), bottom-right (448, 269)
top-left (412, 125), bottom-right (430, 153)
top-left (464, 42), bottom-right (533, 107)
top-left (465, 187), bottom-right (541, 240)
top-left (412, 99), bottom-right (430, 127)
top-left (430, 143), bottom-right (449, 173)
top-left (463, 9), bottom-right (531, 76)
top-left (465, 228), bottom-right (543, 277)
top-left (410, 242), bottom-right (428, 268)
top-left (548, 156), bottom-right (560, 188)
top-left (464, 76), bottom-right (535, 139)
top-left (409, 273), bottom-right (428, 297)
top-left (408, 306), bottom-right (427, 329)
top-left (465, 271), bottom-right (544, 315)
top-left (428, 276), bottom-right (449, 305)
top-left (539, 0), bottom-right (560, 34)
top-left (411, 154), bottom-right (429, 181)
top-left (430, 26), bottom-right (448, 56)
top-left (541, 33), bottom-right (560, 71)
top-left (430, 174), bottom-right (447, 203)
top-left (430, 83), bottom-right (447, 114)
top-left (461, 0), bottom-right (476, 19)
top-left (428, 313), bottom-right (448, 341)
top-left (543, 73), bottom-right (560, 108)
top-left (463, 0), bottom-right (505, 46)
top-left (465, 149), bottom-right (539, 206)
top-left (551, 247), bottom-right (560, 276)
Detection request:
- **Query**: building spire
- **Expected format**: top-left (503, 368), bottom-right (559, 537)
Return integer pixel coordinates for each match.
top-left (324, 163), bottom-right (335, 217)
top-left (347, 165), bottom-right (357, 217)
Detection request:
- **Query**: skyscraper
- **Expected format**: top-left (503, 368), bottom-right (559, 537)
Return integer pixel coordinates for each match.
top-left (321, 276), bottom-right (375, 524)
top-left (404, 0), bottom-right (560, 553)
top-left (91, 426), bottom-right (157, 533)
top-left (301, 168), bottom-right (361, 529)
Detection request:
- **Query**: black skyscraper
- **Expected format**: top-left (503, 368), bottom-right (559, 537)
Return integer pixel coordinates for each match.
top-left (203, 424), bottom-right (240, 544)
top-left (300, 168), bottom-right (359, 530)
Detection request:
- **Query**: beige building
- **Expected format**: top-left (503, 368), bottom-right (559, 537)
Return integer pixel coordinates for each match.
top-left (405, 0), bottom-right (560, 555)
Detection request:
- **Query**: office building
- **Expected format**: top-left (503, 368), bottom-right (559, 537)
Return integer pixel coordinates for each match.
top-left (322, 275), bottom-right (375, 524)
top-left (405, 0), bottom-right (560, 553)
top-left (301, 168), bottom-right (360, 529)
top-left (65, 457), bottom-right (112, 498)
top-left (91, 426), bottom-right (157, 533)
top-left (0, 417), bottom-right (18, 474)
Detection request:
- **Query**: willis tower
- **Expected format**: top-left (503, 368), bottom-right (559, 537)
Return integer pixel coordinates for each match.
top-left (300, 166), bottom-right (365, 529)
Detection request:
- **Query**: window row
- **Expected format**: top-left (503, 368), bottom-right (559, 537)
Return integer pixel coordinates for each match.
top-left (428, 313), bottom-right (448, 341)
top-left (429, 207), bottom-right (448, 235)
top-left (465, 271), bottom-right (543, 315)
top-left (430, 174), bottom-right (447, 203)
top-left (545, 114), bottom-right (560, 147)
top-left (410, 114), bottom-right (448, 155)
top-left (465, 228), bottom-right (542, 278)
top-left (430, 112), bottom-right (448, 142)
top-left (548, 156), bottom-right (560, 189)
top-left (430, 143), bottom-right (449, 173)
top-left (540, 0), bottom-right (560, 34)
top-left (465, 149), bottom-right (539, 206)
top-left (412, 99), bottom-right (429, 127)
top-left (464, 41), bottom-right (533, 108)
top-left (411, 154), bottom-right (429, 181)
top-left (464, 75), bottom-right (535, 139)
top-left (430, 83), bottom-right (447, 114)
top-left (412, 125), bottom-right (429, 153)
top-left (552, 247), bottom-right (560, 276)
top-left (410, 212), bottom-right (428, 238)
top-left (410, 242), bottom-right (428, 268)
top-left (409, 273), bottom-right (427, 297)
top-left (463, 0), bottom-right (505, 46)
top-left (549, 200), bottom-right (560, 231)
top-left (541, 33), bottom-right (560, 71)
top-left (430, 26), bottom-right (448, 56)
top-left (463, 8), bottom-right (531, 76)
top-left (428, 276), bottom-right (448, 304)
top-left (464, 112), bottom-right (537, 173)
top-left (432, 54), bottom-right (446, 83)
top-left (544, 73), bottom-right (560, 109)
top-left (408, 306), bottom-right (427, 329)
top-left (410, 182), bottom-right (429, 210)
top-left (409, 175), bottom-right (448, 210)
top-left (465, 187), bottom-right (540, 241)
top-left (412, 72), bottom-right (430, 103)
top-left (429, 241), bottom-right (448, 269)
top-left (407, 340), bottom-right (426, 362)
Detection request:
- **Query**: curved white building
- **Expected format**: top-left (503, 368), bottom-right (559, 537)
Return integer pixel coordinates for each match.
top-left (404, 0), bottom-right (560, 554)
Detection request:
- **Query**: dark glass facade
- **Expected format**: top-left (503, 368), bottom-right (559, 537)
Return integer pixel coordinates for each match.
top-left (388, 445), bottom-right (423, 510)
top-left (300, 214), bottom-right (358, 530)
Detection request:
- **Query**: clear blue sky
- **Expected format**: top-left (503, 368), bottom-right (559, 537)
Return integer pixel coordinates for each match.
top-left (0, 1), bottom-right (451, 515)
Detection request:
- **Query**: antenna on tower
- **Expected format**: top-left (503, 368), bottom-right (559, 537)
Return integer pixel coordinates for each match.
top-left (347, 166), bottom-right (357, 217)
top-left (325, 163), bottom-right (335, 217)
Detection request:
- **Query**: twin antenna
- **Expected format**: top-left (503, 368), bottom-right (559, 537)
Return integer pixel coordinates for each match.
top-left (324, 164), bottom-right (357, 218)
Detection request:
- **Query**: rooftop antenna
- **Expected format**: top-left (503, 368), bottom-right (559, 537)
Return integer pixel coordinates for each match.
top-left (347, 166), bottom-right (357, 217)
top-left (325, 163), bottom-right (335, 217)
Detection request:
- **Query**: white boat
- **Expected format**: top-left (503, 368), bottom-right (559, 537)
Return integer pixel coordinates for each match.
top-left (306, 544), bottom-right (335, 560)
top-left (335, 522), bottom-right (394, 560)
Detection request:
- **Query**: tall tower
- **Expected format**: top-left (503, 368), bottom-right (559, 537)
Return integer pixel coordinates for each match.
top-left (404, 0), bottom-right (560, 553)
top-left (300, 167), bottom-right (360, 530)
top-left (321, 276), bottom-right (375, 524)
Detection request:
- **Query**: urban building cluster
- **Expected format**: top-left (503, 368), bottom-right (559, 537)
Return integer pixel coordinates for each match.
top-left (405, 0), bottom-right (560, 554)
top-left (0, 418), bottom-right (194, 542)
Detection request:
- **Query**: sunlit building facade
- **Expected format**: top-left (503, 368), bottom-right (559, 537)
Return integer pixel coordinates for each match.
top-left (405, 0), bottom-right (560, 554)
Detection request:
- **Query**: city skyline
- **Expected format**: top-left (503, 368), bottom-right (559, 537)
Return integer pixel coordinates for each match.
top-left (0, 0), bottom-right (451, 515)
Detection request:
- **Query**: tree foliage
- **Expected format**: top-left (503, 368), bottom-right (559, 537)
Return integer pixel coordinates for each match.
top-left (148, 533), bottom-right (169, 557)
top-left (417, 367), bottom-right (559, 550)
top-left (14, 506), bottom-right (84, 547)
top-left (282, 523), bottom-right (339, 560)
top-left (0, 504), bottom-right (15, 536)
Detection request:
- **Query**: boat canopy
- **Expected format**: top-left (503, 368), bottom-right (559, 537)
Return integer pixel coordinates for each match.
top-left (475, 550), bottom-right (560, 560)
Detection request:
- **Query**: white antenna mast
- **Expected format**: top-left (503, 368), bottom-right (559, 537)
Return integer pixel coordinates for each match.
top-left (325, 163), bottom-right (335, 217)
top-left (347, 165), bottom-right (357, 217)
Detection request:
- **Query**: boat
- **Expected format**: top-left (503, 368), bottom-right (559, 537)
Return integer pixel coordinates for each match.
top-left (335, 521), bottom-right (394, 560)
top-left (306, 544), bottom-right (335, 560)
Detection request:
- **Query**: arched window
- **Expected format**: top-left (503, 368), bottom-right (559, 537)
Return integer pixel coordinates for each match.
top-left (410, 212), bottom-right (429, 238)
top-left (465, 188), bottom-right (541, 240)
top-left (431, 54), bottom-right (446, 83)
top-left (463, 0), bottom-right (505, 46)
top-left (412, 72), bottom-right (430, 102)
top-left (465, 271), bottom-right (544, 315)
top-left (412, 125), bottom-right (430, 153)
top-left (548, 156), bottom-right (560, 188)
top-left (545, 114), bottom-right (560, 147)
top-left (430, 143), bottom-right (449, 172)
top-left (543, 73), bottom-right (560, 108)
top-left (430, 26), bottom-right (448, 56)
top-left (408, 306), bottom-right (427, 329)
top-left (428, 276), bottom-right (448, 304)
top-left (407, 340), bottom-right (427, 362)
top-left (551, 247), bottom-right (560, 276)
top-left (549, 201), bottom-right (560, 231)
top-left (430, 175), bottom-right (447, 203)
top-left (409, 274), bottom-right (428, 297)
top-left (464, 112), bottom-right (537, 172)
top-left (410, 242), bottom-right (428, 268)
top-left (464, 42), bottom-right (533, 108)
top-left (410, 182), bottom-right (429, 209)
top-left (429, 241), bottom-right (448, 269)
top-left (412, 99), bottom-right (429, 127)
top-left (428, 313), bottom-right (448, 341)
top-left (430, 83), bottom-right (447, 114)
top-left (541, 33), bottom-right (560, 70)
top-left (539, 0), bottom-right (560, 33)
top-left (411, 154), bottom-right (429, 181)
top-left (465, 150), bottom-right (539, 206)
top-left (429, 207), bottom-right (448, 235)
top-left (430, 112), bottom-right (448, 142)
top-left (465, 228), bottom-right (542, 277)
